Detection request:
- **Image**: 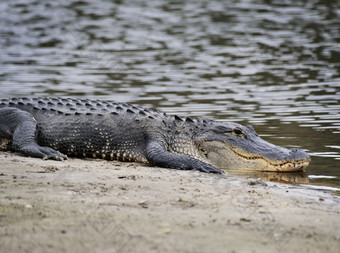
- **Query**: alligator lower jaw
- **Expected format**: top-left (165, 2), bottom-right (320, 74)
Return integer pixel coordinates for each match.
top-left (240, 159), bottom-right (310, 172)
top-left (268, 160), bottom-right (310, 172)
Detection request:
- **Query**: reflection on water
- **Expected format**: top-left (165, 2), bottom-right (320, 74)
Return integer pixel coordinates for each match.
top-left (228, 170), bottom-right (310, 185)
top-left (0, 0), bottom-right (339, 193)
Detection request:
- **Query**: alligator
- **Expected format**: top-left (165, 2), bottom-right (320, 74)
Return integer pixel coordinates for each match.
top-left (0, 97), bottom-right (310, 173)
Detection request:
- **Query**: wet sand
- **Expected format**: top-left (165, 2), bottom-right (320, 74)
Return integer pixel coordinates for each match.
top-left (0, 151), bottom-right (339, 253)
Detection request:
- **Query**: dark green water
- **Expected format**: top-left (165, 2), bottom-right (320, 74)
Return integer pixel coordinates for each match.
top-left (1, 0), bottom-right (339, 193)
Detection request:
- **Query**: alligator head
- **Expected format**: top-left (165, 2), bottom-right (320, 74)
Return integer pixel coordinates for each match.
top-left (195, 122), bottom-right (311, 172)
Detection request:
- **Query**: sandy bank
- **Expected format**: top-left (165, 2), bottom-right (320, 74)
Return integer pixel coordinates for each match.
top-left (0, 151), bottom-right (339, 253)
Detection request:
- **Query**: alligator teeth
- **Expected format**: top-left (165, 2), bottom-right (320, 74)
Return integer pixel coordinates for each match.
top-left (275, 160), bottom-right (310, 172)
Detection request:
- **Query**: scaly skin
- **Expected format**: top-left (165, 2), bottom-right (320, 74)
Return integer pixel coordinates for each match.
top-left (0, 97), bottom-right (311, 173)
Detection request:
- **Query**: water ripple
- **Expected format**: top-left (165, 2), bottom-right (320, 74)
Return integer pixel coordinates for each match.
top-left (0, 0), bottom-right (339, 190)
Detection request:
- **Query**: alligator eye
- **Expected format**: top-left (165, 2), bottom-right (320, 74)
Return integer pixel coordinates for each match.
top-left (233, 128), bottom-right (243, 136)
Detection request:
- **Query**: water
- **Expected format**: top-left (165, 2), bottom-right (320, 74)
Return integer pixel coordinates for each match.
top-left (1, 0), bottom-right (339, 194)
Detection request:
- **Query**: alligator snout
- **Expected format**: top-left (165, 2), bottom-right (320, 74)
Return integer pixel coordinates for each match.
top-left (276, 148), bottom-right (311, 172)
top-left (288, 149), bottom-right (311, 162)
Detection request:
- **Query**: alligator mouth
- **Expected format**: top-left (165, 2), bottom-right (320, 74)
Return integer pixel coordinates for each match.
top-left (268, 160), bottom-right (310, 172)
top-left (230, 148), bottom-right (311, 172)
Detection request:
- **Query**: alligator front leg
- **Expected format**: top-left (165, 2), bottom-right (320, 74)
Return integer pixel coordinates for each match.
top-left (0, 108), bottom-right (66, 160)
top-left (146, 140), bottom-right (224, 173)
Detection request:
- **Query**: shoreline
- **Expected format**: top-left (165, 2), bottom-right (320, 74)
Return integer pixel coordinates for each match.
top-left (0, 151), bottom-right (339, 253)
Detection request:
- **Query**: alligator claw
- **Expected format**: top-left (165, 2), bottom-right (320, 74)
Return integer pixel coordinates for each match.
top-left (20, 145), bottom-right (67, 161)
top-left (194, 162), bottom-right (225, 174)
top-left (43, 153), bottom-right (67, 161)
top-left (43, 150), bottom-right (67, 161)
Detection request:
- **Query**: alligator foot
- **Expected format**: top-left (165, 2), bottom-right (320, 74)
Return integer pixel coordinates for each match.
top-left (20, 144), bottom-right (67, 161)
top-left (0, 107), bottom-right (67, 161)
top-left (193, 161), bottom-right (225, 174)
top-left (147, 141), bottom-right (225, 174)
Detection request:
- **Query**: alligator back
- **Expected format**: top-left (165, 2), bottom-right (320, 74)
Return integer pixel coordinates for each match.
top-left (0, 97), bottom-right (166, 162)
